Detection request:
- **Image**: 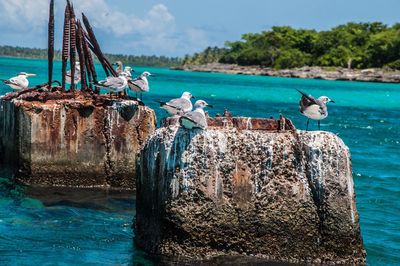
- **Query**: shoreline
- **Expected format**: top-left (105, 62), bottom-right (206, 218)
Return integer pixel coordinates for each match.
top-left (171, 63), bottom-right (400, 83)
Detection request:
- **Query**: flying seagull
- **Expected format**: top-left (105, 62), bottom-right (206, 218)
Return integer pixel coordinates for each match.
top-left (2, 72), bottom-right (36, 90)
top-left (128, 71), bottom-right (154, 100)
top-left (179, 100), bottom-right (213, 130)
top-left (159, 91), bottom-right (194, 116)
top-left (95, 74), bottom-right (128, 97)
top-left (296, 89), bottom-right (335, 130)
top-left (65, 63), bottom-right (81, 84)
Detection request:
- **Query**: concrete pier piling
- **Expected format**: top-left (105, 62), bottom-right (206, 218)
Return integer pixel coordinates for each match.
top-left (136, 116), bottom-right (365, 264)
top-left (0, 91), bottom-right (156, 190)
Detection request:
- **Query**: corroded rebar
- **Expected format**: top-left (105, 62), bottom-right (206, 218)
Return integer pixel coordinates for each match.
top-left (82, 28), bottom-right (98, 93)
top-left (69, 2), bottom-right (77, 91)
top-left (61, 4), bottom-right (70, 91)
top-left (82, 13), bottom-right (118, 77)
top-left (48, 0), bottom-right (54, 90)
top-left (76, 21), bottom-right (88, 92)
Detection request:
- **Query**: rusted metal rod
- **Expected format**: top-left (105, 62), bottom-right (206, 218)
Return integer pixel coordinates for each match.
top-left (81, 27), bottom-right (98, 93)
top-left (48, 0), bottom-right (55, 90)
top-left (69, 2), bottom-right (77, 91)
top-left (82, 13), bottom-right (118, 77)
top-left (82, 13), bottom-right (110, 76)
top-left (76, 20), bottom-right (88, 92)
top-left (61, 4), bottom-right (70, 91)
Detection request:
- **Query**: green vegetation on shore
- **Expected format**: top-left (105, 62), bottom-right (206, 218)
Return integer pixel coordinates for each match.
top-left (0, 45), bottom-right (182, 67)
top-left (183, 22), bottom-right (400, 69)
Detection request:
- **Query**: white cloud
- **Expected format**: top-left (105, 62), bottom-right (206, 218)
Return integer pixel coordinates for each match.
top-left (0, 0), bottom-right (48, 31)
top-left (186, 28), bottom-right (210, 49)
top-left (0, 0), bottom-right (210, 56)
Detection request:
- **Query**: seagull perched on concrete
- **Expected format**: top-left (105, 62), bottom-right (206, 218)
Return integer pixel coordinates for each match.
top-left (120, 66), bottom-right (135, 95)
top-left (179, 100), bottom-right (213, 130)
top-left (159, 92), bottom-right (194, 116)
top-left (128, 71), bottom-right (154, 100)
top-left (296, 89), bottom-right (335, 130)
top-left (95, 74), bottom-right (128, 97)
top-left (65, 63), bottom-right (81, 84)
top-left (112, 61), bottom-right (124, 75)
top-left (123, 66), bottom-right (134, 78)
top-left (2, 72), bottom-right (36, 90)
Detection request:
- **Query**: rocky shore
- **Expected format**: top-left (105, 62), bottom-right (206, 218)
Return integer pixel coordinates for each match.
top-left (172, 63), bottom-right (400, 83)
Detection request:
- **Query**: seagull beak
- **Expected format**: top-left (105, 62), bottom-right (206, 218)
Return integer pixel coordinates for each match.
top-left (206, 104), bottom-right (213, 108)
top-left (150, 74), bottom-right (155, 77)
top-left (191, 96), bottom-right (195, 99)
top-left (27, 73), bottom-right (36, 77)
top-left (330, 100), bottom-right (335, 103)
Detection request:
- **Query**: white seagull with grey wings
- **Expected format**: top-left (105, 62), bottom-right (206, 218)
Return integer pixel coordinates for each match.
top-left (112, 61), bottom-right (124, 75)
top-left (179, 100), bottom-right (213, 130)
top-left (2, 72), bottom-right (36, 90)
top-left (159, 92), bottom-right (194, 116)
top-left (95, 73), bottom-right (128, 96)
top-left (128, 71), bottom-right (153, 100)
top-left (297, 89), bottom-right (335, 130)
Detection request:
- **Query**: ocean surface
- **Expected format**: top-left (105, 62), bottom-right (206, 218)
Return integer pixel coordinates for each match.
top-left (0, 57), bottom-right (399, 265)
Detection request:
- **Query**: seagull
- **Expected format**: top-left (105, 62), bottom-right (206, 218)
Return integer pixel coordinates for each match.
top-left (159, 91), bottom-right (194, 116)
top-left (65, 63), bottom-right (81, 84)
top-left (128, 71), bottom-right (154, 100)
top-left (120, 66), bottom-right (135, 95)
top-left (2, 72), bottom-right (36, 90)
top-left (179, 100), bottom-right (213, 130)
top-left (112, 61), bottom-right (124, 75)
top-left (123, 66), bottom-right (134, 78)
top-left (296, 89), bottom-right (335, 130)
top-left (95, 74), bottom-right (128, 97)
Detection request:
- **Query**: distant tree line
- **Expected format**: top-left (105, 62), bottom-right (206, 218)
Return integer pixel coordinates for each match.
top-left (0, 45), bottom-right (182, 67)
top-left (183, 22), bottom-right (400, 69)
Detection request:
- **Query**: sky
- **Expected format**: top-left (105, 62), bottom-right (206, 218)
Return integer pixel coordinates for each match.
top-left (0, 0), bottom-right (399, 57)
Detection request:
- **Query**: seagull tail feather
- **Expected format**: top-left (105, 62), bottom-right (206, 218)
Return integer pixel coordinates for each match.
top-left (296, 88), bottom-right (308, 96)
top-left (296, 88), bottom-right (317, 104)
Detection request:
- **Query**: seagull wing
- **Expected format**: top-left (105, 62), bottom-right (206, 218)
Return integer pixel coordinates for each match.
top-left (317, 101), bottom-right (328, 116)
top-left (4, 78), bottom-right (19, 86)
top-left (105, 76), bottom-right (125, 88)
top-left (129, 78), bottom-right (148, 92)
top-left (180, 111), bottom-right (207, 129)
top-left (166, 98), bottom-right (192, 112)
top-left (5, 76), bottom-right (27, 89)
top-left (296, 89), bottom-right (319, 113)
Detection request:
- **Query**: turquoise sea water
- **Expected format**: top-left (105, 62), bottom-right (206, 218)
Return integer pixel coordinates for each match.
top-left (0, 57), bottom-right (399, 265)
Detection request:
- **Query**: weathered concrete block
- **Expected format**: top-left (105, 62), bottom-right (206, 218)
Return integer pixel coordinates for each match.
top-left (136, 121), bottom-right (365, 264)
top-left (0, 95), bottom-right (156, 190)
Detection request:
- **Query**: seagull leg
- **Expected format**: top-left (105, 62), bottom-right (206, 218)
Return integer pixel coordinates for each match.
top-left (318, 120), bottom-right (321, 130)
top-left (306, 119), bottom-right (310, 131)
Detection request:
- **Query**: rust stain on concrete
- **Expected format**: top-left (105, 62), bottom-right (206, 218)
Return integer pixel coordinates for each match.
top-left (0, 92), bottom-right (156, 190)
